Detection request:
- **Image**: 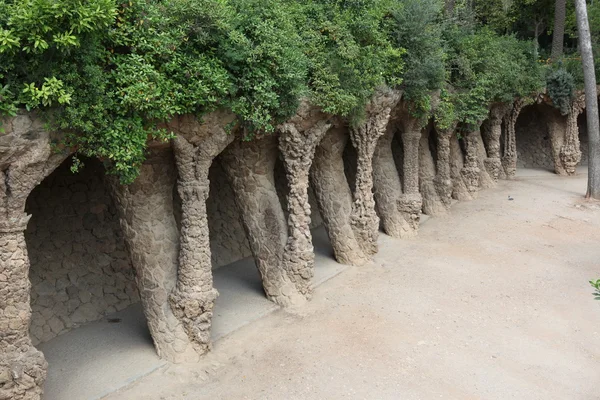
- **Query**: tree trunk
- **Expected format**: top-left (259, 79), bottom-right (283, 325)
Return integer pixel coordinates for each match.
top-left (575, 0), bottom-right (600, 199)
top-left (551, 0), bottom-right (566, 60)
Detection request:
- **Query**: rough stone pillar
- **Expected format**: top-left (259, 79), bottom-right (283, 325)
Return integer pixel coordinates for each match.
top-left (311, 126), bottom-right (369, 266)
top-left (350, 90), bottom-right (401, 253)
top-left (108, 147), bottom-right (201, 362)
top-left (545, 107), bottom-right (569, 175)
top-left (0, 113), bottom-right (68, 400)
top-left (397, 116), bottom-right (424, 233)
top-left (373, 121), bottom-right (419, 237)
top-left (460, 125), bottom-right (483, 195)
top-left (502, 99), bottom-right (525, 178)
top-left (419, 124), bottom-right (447, 216)
top-left (278, 116), bottom-right (332, 297)
top-left (560, 94), bottom-right (586, 175)
top-left (449, 133), bottom-right (473, 201)
top-left (433, 121), bottom-right (457, 208)
top-left (221, 134), bottom-right (305, 307)
top-left (483, 103), bottom-right (511, 181)
top-left (0, 218), bottom-right (47, 400)
top-left (166, 113), bottom-right (236, 351)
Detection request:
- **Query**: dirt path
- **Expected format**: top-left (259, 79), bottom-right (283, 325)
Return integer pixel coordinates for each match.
top-left (107, 171), bottom-right (600, 400)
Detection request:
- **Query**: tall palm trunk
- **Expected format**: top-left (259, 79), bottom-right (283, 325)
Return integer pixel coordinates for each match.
top-left (574, 0), bottom-right (600, 199)
top-left (552, 0), bottom-right (566, 60)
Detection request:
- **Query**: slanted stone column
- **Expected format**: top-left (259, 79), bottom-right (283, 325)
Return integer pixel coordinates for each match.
top-left (419, 124), bottom-right (447, 216)
top-left (278, 115), bottom-right (331, 297)
top-left (396, 113), bottom-right (424, 235)
top-left (222, 134), bottom-right (305, 306)
top-left (0, 113), bottom-right (68, 400)
top-left (311, 126), bottom-right (369, 266)
top-left (460, 124), bottom-right (483, 195)
top-left (502, 99), bottom-right (525, 178)
top-left (544, 106), bottom-right (569, 175)
top-left (166, 113), bottom-right (236, 351)
top-left (108, 146), bottom-right (201, 362)
top-left (373, 120), bottom-right (419, 237)
top-left (483, 103), bottom-right (511, 181)
top-left (433, 121), bottom-right (457, 208)
top-left (449, 132), bottom-right (473, 201)
top-left (351, 90), bottom-right (401, 252)
top-left (560, 93), bottom-right (586, 175)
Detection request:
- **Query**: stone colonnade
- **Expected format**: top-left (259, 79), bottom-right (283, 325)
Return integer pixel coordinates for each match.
top-left (0, 91), bottom-right (589, 398)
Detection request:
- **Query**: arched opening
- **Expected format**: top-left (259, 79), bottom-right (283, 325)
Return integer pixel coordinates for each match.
top-left (25, 157), bottom-right (159, 400)
top-left (515, 104), bottom-right (555, 171)
top-left (578, 110), bottom-right (590, 167)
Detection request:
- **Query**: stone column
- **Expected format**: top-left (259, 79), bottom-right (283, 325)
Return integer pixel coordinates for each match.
top-left (419, 125), bottom-right (447, 216)
top-left (560, 94), bottom-right (586, 175)
top-left (108, 147), bottom-right (201, 362)
top-left (0, 113), bottom-right (68, 400)
top-left (167, 114), bottom-right (236, 352)
top-left (545, 107), bottom-right (569, 175)
top-left (0, 217), bottom-right (47, 400)
top-left (278, 120), bottom-right (331, 297)
top-left (460, 125), bottom-right (482, 194)
top-left (373, 122), bottom-right (419, 237)
top-left (350, 90), bottom-right (400, 254)
top-left (221, 135), bottom-right (305, 307)
top-left (449, 132), bottom-right (473, 201)
top-left (311, 126), bottom-right (369, 266)
top-left (502, 99), bottom-right (525, 178)
top-left (433, 121), bottom-right (457, 208)
top-left (398, 117), bottom-right (424, 234)
top-left (483, 103), bottom-right (511, 181)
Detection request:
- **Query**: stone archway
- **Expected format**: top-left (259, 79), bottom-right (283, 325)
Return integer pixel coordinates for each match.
top-left (515, 104), bottom-right (555, 172)
top-left (25, 157), bottom-right (139, 345)
top-left (0, 113), bottom-right (70, 400)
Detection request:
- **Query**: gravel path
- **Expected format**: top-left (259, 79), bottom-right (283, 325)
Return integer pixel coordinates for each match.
top-left (107, 170), bottom-right (600, 400)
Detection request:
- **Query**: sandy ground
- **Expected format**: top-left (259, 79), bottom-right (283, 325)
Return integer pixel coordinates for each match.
top-left (107, 170), bottom-right (600, 400)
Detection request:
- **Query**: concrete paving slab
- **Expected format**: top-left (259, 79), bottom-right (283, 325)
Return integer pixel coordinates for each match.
top-left (39, 303), bottom-right (166, 400)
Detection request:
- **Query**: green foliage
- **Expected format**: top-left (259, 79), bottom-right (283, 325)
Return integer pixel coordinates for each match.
top-left (546, 67), bottom-right (575, 115)
top-left (590, 279), bottom-right (600, 301)
top-left (443, 21), bottom-right (544, 125)
top-left (0, 0), bottom-right (559, 182)
top-left (391, 0), bottom-right (445, 118)
top-left (293, 0), bottom-right (405, 117)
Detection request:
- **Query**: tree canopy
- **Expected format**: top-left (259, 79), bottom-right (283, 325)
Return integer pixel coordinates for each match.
top-left (0, 0), bottom-right (589, 182)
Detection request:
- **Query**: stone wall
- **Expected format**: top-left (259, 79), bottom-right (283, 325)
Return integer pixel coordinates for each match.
top-left (207, 156), bottom-right (323, 269)
top-left (515, 105), bottom-right (555, 170)
top-left (25, 158), bottom-right (138, 345)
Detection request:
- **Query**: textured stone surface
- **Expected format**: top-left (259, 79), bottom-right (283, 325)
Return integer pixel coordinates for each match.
top-left (222, 134), bottom-right (305, 306)
top-left (278, 107), bottom-right (332, 297)
top-left (483, 103), bottom-right (511, 181)
top-left (311, 126), bottom-right (368, 266)
top-left (109, 146), bottom-right (201, 363)
top-left (206, 159), bottom-right (253, 268)
top-left (419, 123), bottom-right (447, 216)
top-left (432, 121), bottom-right (457, 210)
top-left (354, 89), bottom-right (404, 247)
top-left (26, 159), bottom-right (138, 345)
top-left (559, 93), bottom-right (586, 175)
top-left (449, 133), bottom-right (473, 201)
top-left (0, 113), bottom-right (69, 400)
top-left (168, 112), bottom-right (237, 353)
top-left (516, 105), bottom-right (555, 171)
top-left (502, 99), bottom-right (525, 178)
top-left (373, 120), bottom-right (419, 237)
